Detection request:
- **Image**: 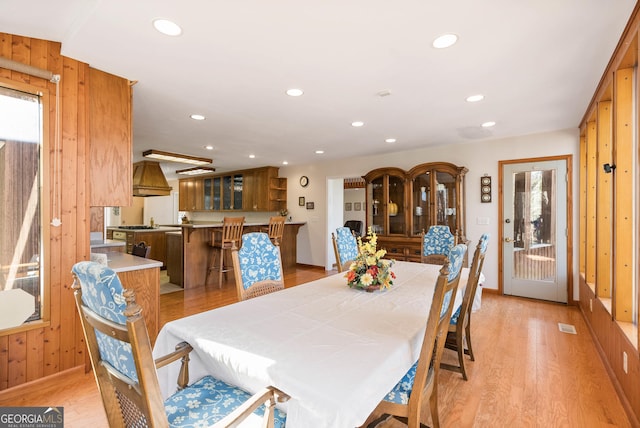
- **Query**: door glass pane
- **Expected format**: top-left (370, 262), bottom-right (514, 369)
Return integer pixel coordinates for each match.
top-left (0, 86), bottom-right (43, 327)
top-left (368, 178), bottom-right (383, 234)
top-left (388, 176), bottom-right (405, 235)
top-left (413, 173), bottom-right (430, 235)
top-left (512, 169), bottom-right (556, 282)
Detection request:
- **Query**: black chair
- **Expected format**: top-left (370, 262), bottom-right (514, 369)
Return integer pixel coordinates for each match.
top-left (344, 220), bottom-right (363, 237)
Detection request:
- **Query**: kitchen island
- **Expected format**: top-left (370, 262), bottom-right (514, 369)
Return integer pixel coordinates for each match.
top-left (106, 226), bottom-right (181, 267)
top-left (180, 221), bottom-right (305, 289)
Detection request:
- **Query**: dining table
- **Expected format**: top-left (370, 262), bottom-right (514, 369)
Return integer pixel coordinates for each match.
top-left (153, 260), bottom-right (479, 428)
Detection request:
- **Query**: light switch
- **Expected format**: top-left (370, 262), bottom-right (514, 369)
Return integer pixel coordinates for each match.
top-left (476, 217), bottom-right (490, 225)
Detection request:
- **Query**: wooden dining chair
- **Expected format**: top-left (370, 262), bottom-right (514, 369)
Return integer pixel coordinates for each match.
top-left (441, 233), bottom-right (489, 380)
top-left (71, 261), bottom-right (289, 428)
top-left (331, 226), bottom-right (359, 272)
top-left (366, 243), bottom-right (467, 428)
top-left (264, 215), bottom-right (286, 244)
top-left (231, 232), bottom-right (285, 301)
top-left (131, 241), bottom-right (151, 258)
top-left (420, 225), bottom-right (456, 265)
top-left (206, 216), bottom-right (244, 288)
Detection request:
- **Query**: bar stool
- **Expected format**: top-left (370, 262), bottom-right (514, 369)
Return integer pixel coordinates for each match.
top-left (263, 216), bottom-right (286, 245)
top-left (206, 216), bottom-right (244, 288)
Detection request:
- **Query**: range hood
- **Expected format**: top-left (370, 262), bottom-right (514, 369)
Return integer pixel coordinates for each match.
top-left (132, 160), bottom-right (173, 197)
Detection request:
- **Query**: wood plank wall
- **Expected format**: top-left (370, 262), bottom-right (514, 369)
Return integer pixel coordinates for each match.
top-left (0, 33), bottom-right (92, 391)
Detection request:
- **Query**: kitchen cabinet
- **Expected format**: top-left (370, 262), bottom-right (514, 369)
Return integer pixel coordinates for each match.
top-left (363, 162), bottom-right (467, 262)
top-left (179, 178), bottom-right (203, 211)
top-left (89, 67), bottom-right (133, 207)
top-left (179, 167), bottom-right (286, 212)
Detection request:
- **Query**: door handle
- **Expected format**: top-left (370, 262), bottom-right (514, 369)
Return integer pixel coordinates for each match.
top-left (504, 237), bottom-right (513, 243)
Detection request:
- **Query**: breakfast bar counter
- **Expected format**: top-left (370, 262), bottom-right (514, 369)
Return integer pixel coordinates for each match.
top-left (181, 221), bottom-right (305, 289)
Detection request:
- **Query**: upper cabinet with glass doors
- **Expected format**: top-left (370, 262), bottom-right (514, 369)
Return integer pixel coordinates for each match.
top-left (179, 166), bottom-right (285, 212)
top-left (363, 162), bottom-right (467, 262)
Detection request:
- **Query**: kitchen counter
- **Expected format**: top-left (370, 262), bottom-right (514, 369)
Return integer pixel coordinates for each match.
top-left (90, 238), bottom-right (126, 253)
top-left (103, 251), bottom-right (162, 272)
top-left (99, 252), bottom-right (162, 342)
top-left (107, 226), bottom-right (181, 232)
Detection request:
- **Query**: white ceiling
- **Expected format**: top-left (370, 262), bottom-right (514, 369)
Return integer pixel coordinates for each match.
top-left (2, 1), bottom-right (636, 179)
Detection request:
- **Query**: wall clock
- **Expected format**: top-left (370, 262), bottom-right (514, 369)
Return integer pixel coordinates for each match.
top-left (300, 176), bottom-right (309, 187)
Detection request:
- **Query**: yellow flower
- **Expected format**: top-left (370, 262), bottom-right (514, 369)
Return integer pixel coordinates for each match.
top-left (366, 256), bottom-right (377, 266)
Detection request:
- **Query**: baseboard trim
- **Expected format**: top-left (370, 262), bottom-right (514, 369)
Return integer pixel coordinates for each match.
top-left (0, 366), bottom-right (85, 403)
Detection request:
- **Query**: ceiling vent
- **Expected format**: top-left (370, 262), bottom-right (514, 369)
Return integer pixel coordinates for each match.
top-left (132, 161), bottom-right (172, 197)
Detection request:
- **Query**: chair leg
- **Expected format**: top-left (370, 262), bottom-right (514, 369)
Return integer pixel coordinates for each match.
top-left (456, 330), bottom-right (467, 381)
top-left (429, 383), bottom-right (440, 428)
top-left (218, 248), bottom-right (224, 289)
top-left (465, 321), bottom-right (475, 361)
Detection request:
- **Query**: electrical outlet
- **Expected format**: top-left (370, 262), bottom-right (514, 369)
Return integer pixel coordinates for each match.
top-left (590, 298), bottom-right (592, 312)
top-left (623, 352), bottom-right (628, 374)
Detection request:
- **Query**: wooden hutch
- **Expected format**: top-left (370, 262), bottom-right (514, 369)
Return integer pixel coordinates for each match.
top-left (363, 162), bottom-right (468, 262)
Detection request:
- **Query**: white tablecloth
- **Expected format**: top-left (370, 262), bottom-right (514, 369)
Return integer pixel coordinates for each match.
top-left (153, 261), bottom-right (474, 428)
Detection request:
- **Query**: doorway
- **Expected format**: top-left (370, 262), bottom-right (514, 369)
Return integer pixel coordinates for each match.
top-left (500, 157), bottom-right (571, 303)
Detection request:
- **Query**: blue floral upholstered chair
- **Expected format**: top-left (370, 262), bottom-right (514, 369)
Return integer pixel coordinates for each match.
top-left (331, 226), bottom-right (359, 272)
top-left (421, 225), bottom-right (456, 265)
top-left (365, 243), bottom-right (467, 428)
top-left (441, 233), bottom-right (490, 380)
top-left (231, 232), bottom-right (285, 301)
top-left (72, 261), bottom-right (288, 428)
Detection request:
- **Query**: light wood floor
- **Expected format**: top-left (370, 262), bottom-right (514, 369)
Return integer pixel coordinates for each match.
top-left (0, 265), bottom-right (631, 428)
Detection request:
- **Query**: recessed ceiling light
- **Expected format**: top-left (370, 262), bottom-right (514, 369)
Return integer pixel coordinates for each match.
top-left (282, 161), bottom-right (289, 165)
top-left (190, 114), bottom-right (205, 120)
top-left (315, 150), bottom-right (324, 154)
top-left (153, 18), bottom-right (182, 36)
top-left (466, 94), bottom-right (484, 103)
top-left (286, 88), bottom-right (304, 97)
top-left (249, 154), bottom-right (255, 159)
top-left (385, 138), bottom-right (397, 143)
top-left (204, 145), bottom-right (214, 150)
top-left (481, 121), bottom-right (496, 128)
top-left (351, 121), bottom-right (364, 127)
top-left (432, 33), bottom-right (458, 49)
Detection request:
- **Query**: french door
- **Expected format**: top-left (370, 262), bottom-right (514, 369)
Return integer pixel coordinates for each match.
top-left (502, 159), bottom-right (568, 303)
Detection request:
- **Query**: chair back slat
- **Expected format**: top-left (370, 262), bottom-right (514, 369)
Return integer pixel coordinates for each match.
top-left (220, 217), bottom-right (245, 247)
top-left (267, 216), bottom-right (286, 244)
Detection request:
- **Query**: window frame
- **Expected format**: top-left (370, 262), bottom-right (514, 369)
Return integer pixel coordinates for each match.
top-left (0, 77), bottom-right (51, 336)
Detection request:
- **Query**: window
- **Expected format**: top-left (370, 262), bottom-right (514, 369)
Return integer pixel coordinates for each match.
top-left (0, 84), bottom-right (44, 330)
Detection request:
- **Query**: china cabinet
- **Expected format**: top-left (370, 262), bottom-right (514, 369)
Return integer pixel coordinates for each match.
top-left (363, 162), bottom-right (467, 262)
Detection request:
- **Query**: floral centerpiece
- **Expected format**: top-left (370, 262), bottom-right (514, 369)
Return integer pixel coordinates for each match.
top-left (346, 227), bottom-right (395, 291)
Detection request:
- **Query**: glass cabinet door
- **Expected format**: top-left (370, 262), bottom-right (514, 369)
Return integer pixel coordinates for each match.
top-left (223, 176), bottom-right (232, 210)
top-left (213, 177), bottom-right (221, 210)
top-left (203, 178), bottom-right (212, 210)
top-left (412, 172), bottom-right (431, 235)
top-left (233, 174), bottom-right (243, 210)
top-left (368, 177), bottom-right (384, 234)
top-left (435, 170), bottom-right (457, 233)
top-left (388, 175), bottom-right (405, 235)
